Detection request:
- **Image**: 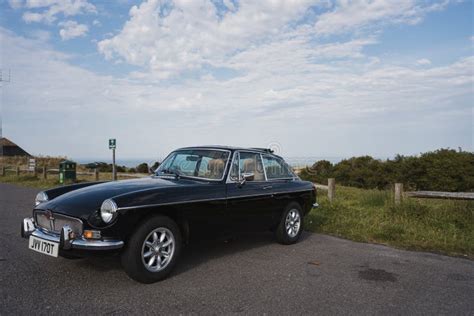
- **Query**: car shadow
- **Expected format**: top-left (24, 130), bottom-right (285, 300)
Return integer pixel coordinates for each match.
top-left (173, 231), bottom-right (312, 276)
top-left (77, 231), bottom-right (312, 277)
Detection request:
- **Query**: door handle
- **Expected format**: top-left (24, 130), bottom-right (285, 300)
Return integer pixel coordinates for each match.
top-left (262, 185), bottom-right (272, 190)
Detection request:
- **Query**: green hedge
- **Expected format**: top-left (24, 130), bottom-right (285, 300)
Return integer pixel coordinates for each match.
top-left (299, 149), bottom-right (474, 192)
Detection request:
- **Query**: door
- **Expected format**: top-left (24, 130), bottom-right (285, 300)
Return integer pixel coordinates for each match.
top-left (261, 154), bottom-right (299, 220)
top-left (225, 151), bottom-right (274, 232)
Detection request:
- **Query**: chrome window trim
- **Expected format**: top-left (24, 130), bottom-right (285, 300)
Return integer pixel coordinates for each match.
top-left (157, 148), bottom-right (231, 182)
top-left (260, 153), bottom-right (268, 181)
top-left (226, 151), bottom-right (238, 183)
top-left (116, 188), bottom-right (313, 211)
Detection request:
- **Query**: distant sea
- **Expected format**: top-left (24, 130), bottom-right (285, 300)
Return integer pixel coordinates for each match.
top-left (75, 156), bottom-right (346, 168)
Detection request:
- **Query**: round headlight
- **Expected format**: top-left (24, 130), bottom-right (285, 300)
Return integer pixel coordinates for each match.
top-left (35, 191), bottom-right (49, 206)
top-left (100, 199), bottom-right (118, 224)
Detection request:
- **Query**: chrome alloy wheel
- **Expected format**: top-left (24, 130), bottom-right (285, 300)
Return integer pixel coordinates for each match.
top-left (285, 209), bottom-right (301, 238)
top-left (141, 227), bottom-right (175, 272)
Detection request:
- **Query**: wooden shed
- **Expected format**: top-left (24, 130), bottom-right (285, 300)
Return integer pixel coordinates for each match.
top-left (0, 137), bottom-right (31, 157)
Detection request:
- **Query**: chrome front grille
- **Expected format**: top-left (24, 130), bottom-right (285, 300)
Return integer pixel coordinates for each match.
top-left (34, 210), bottom-right (83, 236)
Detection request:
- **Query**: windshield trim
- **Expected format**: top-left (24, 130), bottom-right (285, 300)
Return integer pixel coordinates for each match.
top-left (156, 148), bottom-right (232, 182)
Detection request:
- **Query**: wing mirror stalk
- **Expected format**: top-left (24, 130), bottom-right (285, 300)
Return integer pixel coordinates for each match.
top-left (238, 172), bottom-right (254, 186)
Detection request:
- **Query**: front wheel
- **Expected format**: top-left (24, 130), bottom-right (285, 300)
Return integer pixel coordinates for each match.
top-left (121, 215), bottom-right (182, 283)
top-left (275, 202), bottom-right (303, 244)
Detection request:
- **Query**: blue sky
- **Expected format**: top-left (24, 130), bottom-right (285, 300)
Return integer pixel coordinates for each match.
top-left (0, 0), bottom-right (472, 161)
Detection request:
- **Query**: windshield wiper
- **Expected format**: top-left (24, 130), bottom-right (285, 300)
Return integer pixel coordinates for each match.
top-left (159, 169), bottom-right (182, 179)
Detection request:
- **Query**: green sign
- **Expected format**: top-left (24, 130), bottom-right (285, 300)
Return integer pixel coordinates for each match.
top-left (109, 138), bottom-right (116, 149)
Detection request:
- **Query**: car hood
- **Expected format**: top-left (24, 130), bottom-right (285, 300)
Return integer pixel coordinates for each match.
top-left (37, 177), bottom-right (184, 219)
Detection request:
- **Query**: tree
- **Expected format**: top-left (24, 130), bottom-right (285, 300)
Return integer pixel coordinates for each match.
top-left (136, 163), bottom-right (149, 174)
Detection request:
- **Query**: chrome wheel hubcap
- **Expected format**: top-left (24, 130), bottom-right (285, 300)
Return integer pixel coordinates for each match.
top-left (141, 227), bottom-right (175, 272)
top-left (285, 209), bottom-right (301, 238)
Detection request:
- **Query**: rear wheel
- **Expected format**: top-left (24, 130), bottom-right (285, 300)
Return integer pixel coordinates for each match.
top-left (121, 215), bottom-right (182, 283)
top-left (275, 202), bottom-right (303, 244)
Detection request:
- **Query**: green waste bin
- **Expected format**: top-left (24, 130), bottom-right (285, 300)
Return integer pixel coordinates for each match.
top-left (59, 160), bottom-right (76, 184)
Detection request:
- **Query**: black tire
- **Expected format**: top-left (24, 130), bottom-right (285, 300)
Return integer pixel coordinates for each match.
top-left (121, 215), bottom-right (182, 284)
top-left (275, 202), bottom-right (304, 245)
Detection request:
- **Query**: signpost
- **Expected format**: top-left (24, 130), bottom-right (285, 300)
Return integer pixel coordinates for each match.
top-left (109, 139), bottom-right (116, 181)
top-left (28, 158), bottom-right (36, 172)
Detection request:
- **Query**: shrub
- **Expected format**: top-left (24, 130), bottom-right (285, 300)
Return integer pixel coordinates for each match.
top-left (150, 161), bottom-right (161, 171)
top-left (136, 163), bottom-right (149, 174)
top-left (300, 148), bottom-right (474, 192)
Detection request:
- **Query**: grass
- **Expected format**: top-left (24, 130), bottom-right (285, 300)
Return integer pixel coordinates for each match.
top-left (2, 174), bottom-right (473, 259)
top-left (305, 186), bottom-right (474, 259)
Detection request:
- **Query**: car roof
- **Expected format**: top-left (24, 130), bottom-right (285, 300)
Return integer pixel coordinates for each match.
top-left (176, 145), bottom-right (276, 155)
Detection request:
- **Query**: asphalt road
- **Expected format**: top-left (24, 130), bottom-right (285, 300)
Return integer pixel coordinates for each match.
top-left (1, 183), bottom-right (473, 315)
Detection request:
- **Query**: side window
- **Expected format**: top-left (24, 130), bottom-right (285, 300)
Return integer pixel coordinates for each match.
top-left (239, 152), bottom-right (265, 181)
top-left (229, 152), bottom-right (265, 181)
top-left (262, 155), bottom-right (294, 179)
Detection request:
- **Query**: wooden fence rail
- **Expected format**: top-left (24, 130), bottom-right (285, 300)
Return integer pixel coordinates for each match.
top-left (0, 166), bottom-right (148, 181)
top-left (314, 180), bottom-right (473, 204)
top-left (405, 190), bottom-right (474, 200)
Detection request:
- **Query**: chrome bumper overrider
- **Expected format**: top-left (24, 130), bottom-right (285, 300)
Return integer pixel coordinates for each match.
top-left (21, 217), bottom-right (124, 251)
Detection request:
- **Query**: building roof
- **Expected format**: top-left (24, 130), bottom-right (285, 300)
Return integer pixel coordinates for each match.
top-left (0, 137), bottom-right (31, 157)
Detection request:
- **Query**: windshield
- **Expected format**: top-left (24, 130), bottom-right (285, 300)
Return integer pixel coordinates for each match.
top-left (156, 149), bottom-right (230, 180)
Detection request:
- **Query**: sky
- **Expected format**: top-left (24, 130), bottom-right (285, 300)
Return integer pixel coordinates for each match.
top-left (0, 0), bottom-right (472, 161)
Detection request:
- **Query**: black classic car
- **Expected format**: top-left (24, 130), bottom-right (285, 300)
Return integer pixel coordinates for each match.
top-left (21, 146), bottom-right (317, 283)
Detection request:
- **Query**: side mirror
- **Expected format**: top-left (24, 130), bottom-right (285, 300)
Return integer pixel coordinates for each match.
top-left (239, 172), bottom-right (254, 185)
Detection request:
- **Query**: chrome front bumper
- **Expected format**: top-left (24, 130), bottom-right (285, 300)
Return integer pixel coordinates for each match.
top-left (21, 217), bottom-right (124, 251)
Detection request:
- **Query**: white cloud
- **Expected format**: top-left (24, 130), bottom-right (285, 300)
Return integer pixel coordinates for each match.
top-left (58, 20), bottom-right (88, 40)
top-left (20, 0), bottom-right (96, 24)
top-left (314, 0), bottom-right (452, 36)
top-left (98, 0), bottom-right (320, 77)
top-left (92, 19), bottom-right (101, 26)
top-left (98, 0), bottom-right (452, 79)
top-left (416, 58), bottom-right (432, 65)
top-left (2, 24), bottom-right (472, 157)
top-left (22, 11), bottom-right (45, 22)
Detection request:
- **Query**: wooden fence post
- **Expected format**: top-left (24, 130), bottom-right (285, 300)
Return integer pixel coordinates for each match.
top-left (94, 169), bottom-right (99, 181)
top-left (394, 183), bottom-right (403, 205)
top-left (1, 166), bottom-right (5, 176)
top-left (328, 178), bottom-right (336, 203)
top-left (43, 166), bottom-right (47, 180)
top-left (32, 167), bottom-right (37, 177)
top-left (16, 166), bottom-right (20, 176)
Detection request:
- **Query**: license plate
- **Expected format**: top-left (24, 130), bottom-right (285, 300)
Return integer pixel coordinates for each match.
top-left (28, 236), bottom-right (59, 257)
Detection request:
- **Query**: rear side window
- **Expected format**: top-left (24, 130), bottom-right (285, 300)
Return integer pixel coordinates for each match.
top-left (262, 155), bottom-right (294, 179)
